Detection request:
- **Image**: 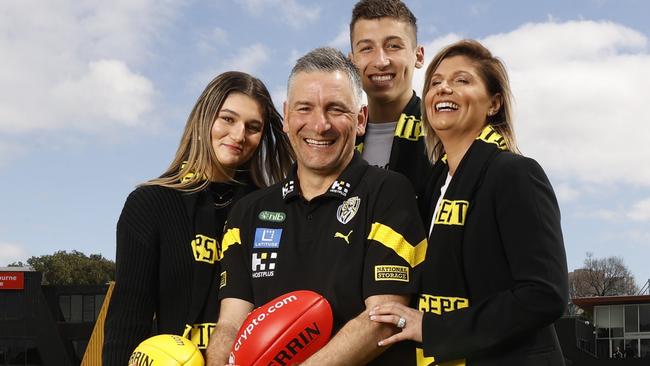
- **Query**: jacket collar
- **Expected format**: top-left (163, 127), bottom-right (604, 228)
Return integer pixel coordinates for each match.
top-left (282, 151), bottom-right (368, 201)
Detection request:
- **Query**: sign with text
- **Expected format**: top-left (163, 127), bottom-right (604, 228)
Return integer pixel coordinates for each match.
top-left (0, 272), bottom-right (25, 290)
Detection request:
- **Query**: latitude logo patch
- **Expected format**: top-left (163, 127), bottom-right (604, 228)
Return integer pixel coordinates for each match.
top-left (254, 228), bottom-right (282, 249)
top-left (336, 196), bottom-right (360, 224)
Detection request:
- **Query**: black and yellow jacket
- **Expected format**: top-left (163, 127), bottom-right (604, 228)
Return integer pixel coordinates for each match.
top-left (103, 182), bottom-right (253, 365)
top-left (417, 151), bottom-right (568, 366)
top-left (355, 91), bottom-right (432, 197)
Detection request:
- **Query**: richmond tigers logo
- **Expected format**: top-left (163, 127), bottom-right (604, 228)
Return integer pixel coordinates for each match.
top-left (336, 196), bottom-right (360, 224)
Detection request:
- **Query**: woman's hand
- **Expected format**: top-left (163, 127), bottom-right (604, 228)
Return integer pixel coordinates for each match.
top-left (369, 302), bottom-right (424, 346)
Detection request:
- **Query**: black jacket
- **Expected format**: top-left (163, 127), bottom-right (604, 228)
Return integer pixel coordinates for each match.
top-left (418, 152), bottom-right (568, 366)
top-left (103, 183), bottom-right (250, 365)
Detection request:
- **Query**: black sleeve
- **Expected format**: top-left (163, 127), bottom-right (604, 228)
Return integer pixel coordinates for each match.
top-left (422, 156), bottom-right (568, 361)
top-left (218, 201), bottom-right (253, 303)
top-left (364, 172), bottom-right (428, 299)
top-left (103, 190), bottom-right (158, 366)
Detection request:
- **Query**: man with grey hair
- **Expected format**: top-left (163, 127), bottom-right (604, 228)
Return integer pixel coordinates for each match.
top-left (206, 47), bottom-right (426, 365)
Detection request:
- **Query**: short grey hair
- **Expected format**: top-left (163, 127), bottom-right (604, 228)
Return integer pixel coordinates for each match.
top-left (287, 47), bottom-right (364, 108)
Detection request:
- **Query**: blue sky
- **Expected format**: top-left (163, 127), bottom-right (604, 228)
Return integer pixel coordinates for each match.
top-left (1, 0), bottom-right (649, 289)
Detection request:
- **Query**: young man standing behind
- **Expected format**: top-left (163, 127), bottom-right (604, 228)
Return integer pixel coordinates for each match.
top-left (349, 0), bottom-right (431, 195)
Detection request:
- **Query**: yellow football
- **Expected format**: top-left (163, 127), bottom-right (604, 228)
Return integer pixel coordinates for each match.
top-left (129, 334), bottom-right (204, 366)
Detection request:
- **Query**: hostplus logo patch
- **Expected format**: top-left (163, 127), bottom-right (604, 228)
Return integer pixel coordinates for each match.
top-left (252, 252), bottom-right (277, 278)
top-left (282, 181), bottom-right (295, 198)
top-left (329, 180), bottom-right (351, 197)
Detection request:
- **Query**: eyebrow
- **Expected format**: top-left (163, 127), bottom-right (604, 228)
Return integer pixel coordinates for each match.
top-left (326, 101), bottom-right (352, 111)
top-left (292, 100), bottom-right (313, 107)
top-left (219, 108), bottom-right (240, 116)
top-left (355, 35), bottom-right (405, 48)
top-left (432, 70), bottom-right (474, 78)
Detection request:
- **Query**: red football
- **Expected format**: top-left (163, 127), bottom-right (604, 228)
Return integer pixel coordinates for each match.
top-left (228, 290), bottom-right (333, 366)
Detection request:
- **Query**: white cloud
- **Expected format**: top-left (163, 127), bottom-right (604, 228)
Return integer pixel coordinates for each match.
top-left (219, 44), bottom-right (271, 74)
top-left (0, 0), bottom-right (179, 135)
top-left (554, 182), bottom-right (582, 203)
top-left (197, 27), bottom-right (230, 53)
top-left (0, 242), bottom-right (29, 266)
top-left (469, 3), bottom-right (488, 16)
top-left (578, 208), bottom-right (618, 221)
top-left (288, 49), bottom-right (303, 67)
top-left (416, 21), bottom-right (650, 188)
top-left (271, 85), bottom-right (288, 115)
top-left (0, 140), bottom-right (27, 168)
top-left (236, 0), bottom-right (320, 29)
top-left (193, 43), bottom-right (272, 89)
top-left (627, 198), bottom-right (650, 221)
top-left (574, 196), bottom-right (650, 222)
top-left (328, 26), bottom-right (350, 50)
top-left (51, 60), bottom-right (154, 130)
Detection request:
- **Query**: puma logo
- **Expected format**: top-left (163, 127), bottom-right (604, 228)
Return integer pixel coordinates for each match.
top-left (334, 230), bottom-right (353, 244)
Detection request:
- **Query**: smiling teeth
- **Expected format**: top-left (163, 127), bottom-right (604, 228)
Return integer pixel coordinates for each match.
top-left (306, 138), bottom-right (333, 146)
top-left (371, 75), bottom-right (393, 82)
top-left (435, 102), bottom-right (459, 111)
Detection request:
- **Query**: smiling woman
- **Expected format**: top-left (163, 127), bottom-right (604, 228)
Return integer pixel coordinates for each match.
top-left (102, 71), bottom-right (294, 365)
top-left (369, 40), bottom-right (569, 366)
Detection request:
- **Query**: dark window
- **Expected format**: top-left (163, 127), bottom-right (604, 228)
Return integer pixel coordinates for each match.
top-left (59, 295), bottom-right (71, 322)
top-left (641, 339), bottom-right (650, 359)
top-left (95, 294), bottom-right (105, 319)
top-left (625, 305), bottom-right (639, 333)
top-left (597, 339), bottom-right (610, 359)
top-left (0, 291), bottom-right (24, 320)
top-left (611, 338), bottom-right (624, 359)
top-left (624, 339), bottom-right (639, 359)
top-left (611, 306), bottom-right (624, 337)
top-left (595, 307), bottom-right (610, 338)
top-left (60, 292), bottom-right (107, 323)
top-left (640, 304), bottom-right (650, 332)
top-left (82, 295), bottom-right (94, 322)
top-left (72, 340), bottom-right (88, 362)
top-left (24, 339), bottom-right (42, 366)
top-left (0, 339), bottom-right (42, 366)
top-left (70, 295), bottom-right (82, 323)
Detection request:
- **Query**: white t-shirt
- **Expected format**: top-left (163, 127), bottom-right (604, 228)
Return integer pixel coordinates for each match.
top-left (429, 173), bottom-right (453, 237)
top-left (361, 121), bottom-right (397, 169)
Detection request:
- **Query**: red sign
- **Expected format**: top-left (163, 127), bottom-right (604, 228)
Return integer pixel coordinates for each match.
top-left (0, 272), bottom-right (24, 290)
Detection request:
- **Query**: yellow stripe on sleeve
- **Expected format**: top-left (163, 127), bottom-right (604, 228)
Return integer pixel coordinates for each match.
top-left (367, 223), bottom-right (427, 267)
top-left (221, 228), bottom-right (241, 257)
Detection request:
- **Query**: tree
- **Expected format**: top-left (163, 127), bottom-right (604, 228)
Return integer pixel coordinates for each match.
top-left (569, 253), bottom-right (639, 298)
top-left (26, 250), bottom-right (115, 285)
top-left (6, 261), bottom-right (28, 267)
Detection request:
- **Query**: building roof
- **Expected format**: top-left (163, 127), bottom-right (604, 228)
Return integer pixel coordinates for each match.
top-left (0, 266), bottom-right (35, 272)
top-left (572, 295), bottom-right (650, 312)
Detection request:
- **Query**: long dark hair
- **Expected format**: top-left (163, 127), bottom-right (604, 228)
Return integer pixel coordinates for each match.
top-left (144, 71), bottom-right (294, 190)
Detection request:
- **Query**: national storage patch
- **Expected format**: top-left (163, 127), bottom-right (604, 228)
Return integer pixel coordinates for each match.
top-left (374, 265), bottom-right (409, 282)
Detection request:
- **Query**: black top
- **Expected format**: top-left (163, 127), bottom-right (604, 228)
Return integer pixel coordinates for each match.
top-left (219, 153), bottom-right (427, 365)
top-left (417, 152), bottom-right (568, 366)
top-left (355, 91), bottom-right (432, 198)
top-left (103, 182), bottom-right (251, 365)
